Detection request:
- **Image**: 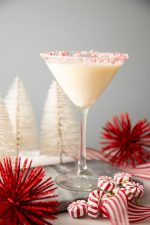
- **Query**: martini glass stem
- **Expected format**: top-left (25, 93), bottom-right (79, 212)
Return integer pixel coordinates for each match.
top-left (77, 108), bottom-right (89, 175)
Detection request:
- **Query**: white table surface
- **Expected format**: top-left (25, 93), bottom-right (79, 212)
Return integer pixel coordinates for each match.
top-left (54, 179), bottom-right (150, 225)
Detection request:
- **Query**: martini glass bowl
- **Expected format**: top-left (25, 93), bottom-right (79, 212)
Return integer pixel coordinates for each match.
top-left (40, 51), bottom-right (128, 191)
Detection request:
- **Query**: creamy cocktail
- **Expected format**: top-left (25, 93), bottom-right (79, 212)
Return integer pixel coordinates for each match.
top-left (41, 51), bottom-right (128, 191)
top-left (47, 63), bottom-right (121, 108)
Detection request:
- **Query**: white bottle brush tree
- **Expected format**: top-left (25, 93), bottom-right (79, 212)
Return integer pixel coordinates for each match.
top-left (40, 80), bottom-right (80, 163)
top-left (0, 97), bottom-right (16, 158)
top-left (5, 76), bottom-right (38, 155)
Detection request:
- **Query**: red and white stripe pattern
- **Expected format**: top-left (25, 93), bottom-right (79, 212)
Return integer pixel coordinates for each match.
top-left (88, 190), bottom-right (105, 218)
top-left (113, 187), bottom-right (124, 194)
top-left (88, 197), bottom-right (100, 218)
top-left (89, 189), bottom-right (105, 199)
top-left (97, 176), bottom-right (116, 192)
top-left (67, 200), bottom-right (87, 218)
top-left (124, 189), bottom-right (135, 202)
top-left (85, 148), bottom-right (103, 160)
top-left (113, 186), bottom-right (135, 201)
top-left (120, 162), bottom-right (150, 180)
top-left (101, 193), bottom-right (113, 203)
top-left (125, 181), bottom-right (144, 198)
top-left (100, 190), bottom-right (129, 225)
top-left (128, 202), bottom-right (150, 223)
top-left (101, 193), bottom-right (112, 218)
top-left (114, 172), bottom-right (132, 185)
top-left (86, 148), bottom-right (150, 180)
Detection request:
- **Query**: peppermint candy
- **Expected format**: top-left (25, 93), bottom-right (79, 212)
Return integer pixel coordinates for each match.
top-left (113, 186), bottom-right (135, 201)
top-left (88, 189), bottom-right (105, 218)
top-left (113, 186), bottom-right (124, 194)
top-left (114, 172), bottom-right (132, 185)
top-left (101, 193), bottom-right (112, 203)
top-left (89, 189), bottom-right (105, 199)
top-left (97, 176), bottom-right (116, 192)
top-left (100, 193), bottom-right (112, 218)
top-left (125, 189), bottom-right (135, 201)
top-left (67, 171), bottom-right (146, 224)
top-left (67, 200), bottom-right (87, 218)
top-left (113, 181), bottom-right (144, 201)
top-left (125, 182), bottom-right (144, 198)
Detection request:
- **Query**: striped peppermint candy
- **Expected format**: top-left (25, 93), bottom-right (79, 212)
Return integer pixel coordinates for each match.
top-left (125, 181), bottom-right (144, 198)
top-left (113, 186), bottom-right (124, 194)
top-left (89, 189), bottom-right (105, 199)
top-left (101, 192), bottom-right (112, 203)
top-left (67, 200), bottom-right (87, 218)
top-left (97, 176), bottom-right (116, 192)
top-left (114, 172), bottom-right (132, 185)
top-left (88, 189), bottom-right (105, 218)
top-left (100, 193), bottom-right (113, 218)
top-left (88, 197), bottom-right (100, 218)
top-left (113, 186), bottom-right (135, 201)
top-left (125, 189), bottom-right (135, 202)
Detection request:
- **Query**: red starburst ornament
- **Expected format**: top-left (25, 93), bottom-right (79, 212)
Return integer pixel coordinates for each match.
top-left (0, 157), bottom-right (59, 225)
top-left (99, 113), bottom-right (150, 167)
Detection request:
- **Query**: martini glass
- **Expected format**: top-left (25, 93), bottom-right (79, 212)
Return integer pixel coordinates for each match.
top-left (40, 51), bottom-right (128, 191)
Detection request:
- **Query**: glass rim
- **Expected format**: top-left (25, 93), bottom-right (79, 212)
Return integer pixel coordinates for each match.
top-left (40, 51), bottom-right (129, 65)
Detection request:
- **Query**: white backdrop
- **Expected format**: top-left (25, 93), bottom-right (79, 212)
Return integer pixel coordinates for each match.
top-left (0, 0), bottom-right (150, 149)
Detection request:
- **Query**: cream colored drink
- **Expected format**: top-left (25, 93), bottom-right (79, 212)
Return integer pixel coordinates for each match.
top-left (41, 51), bottom-right (128, 191)
top-left (47, 62), bottom-right (121, 108)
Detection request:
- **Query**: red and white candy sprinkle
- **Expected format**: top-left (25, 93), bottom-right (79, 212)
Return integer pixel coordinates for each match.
top-left (67, 200), bottom-right (87, 218)
top-left (114, 172), bottom-right (132, 185)
top-left (125, 182), bottom-right (144, 198)
top-left (40, 51), bottom-right (129, 65)
top-left (97, 176), bottom-right (116, 192)
top-left (88, 189), bottom-right (105, 218)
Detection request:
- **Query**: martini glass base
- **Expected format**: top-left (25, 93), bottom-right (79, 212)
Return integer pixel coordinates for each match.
top-left (55, 169), bottom-right (98, 192)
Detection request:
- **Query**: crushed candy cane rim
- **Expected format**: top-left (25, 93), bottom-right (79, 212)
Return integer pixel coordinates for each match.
top-left (40, 51), bottom-right (129, 65)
